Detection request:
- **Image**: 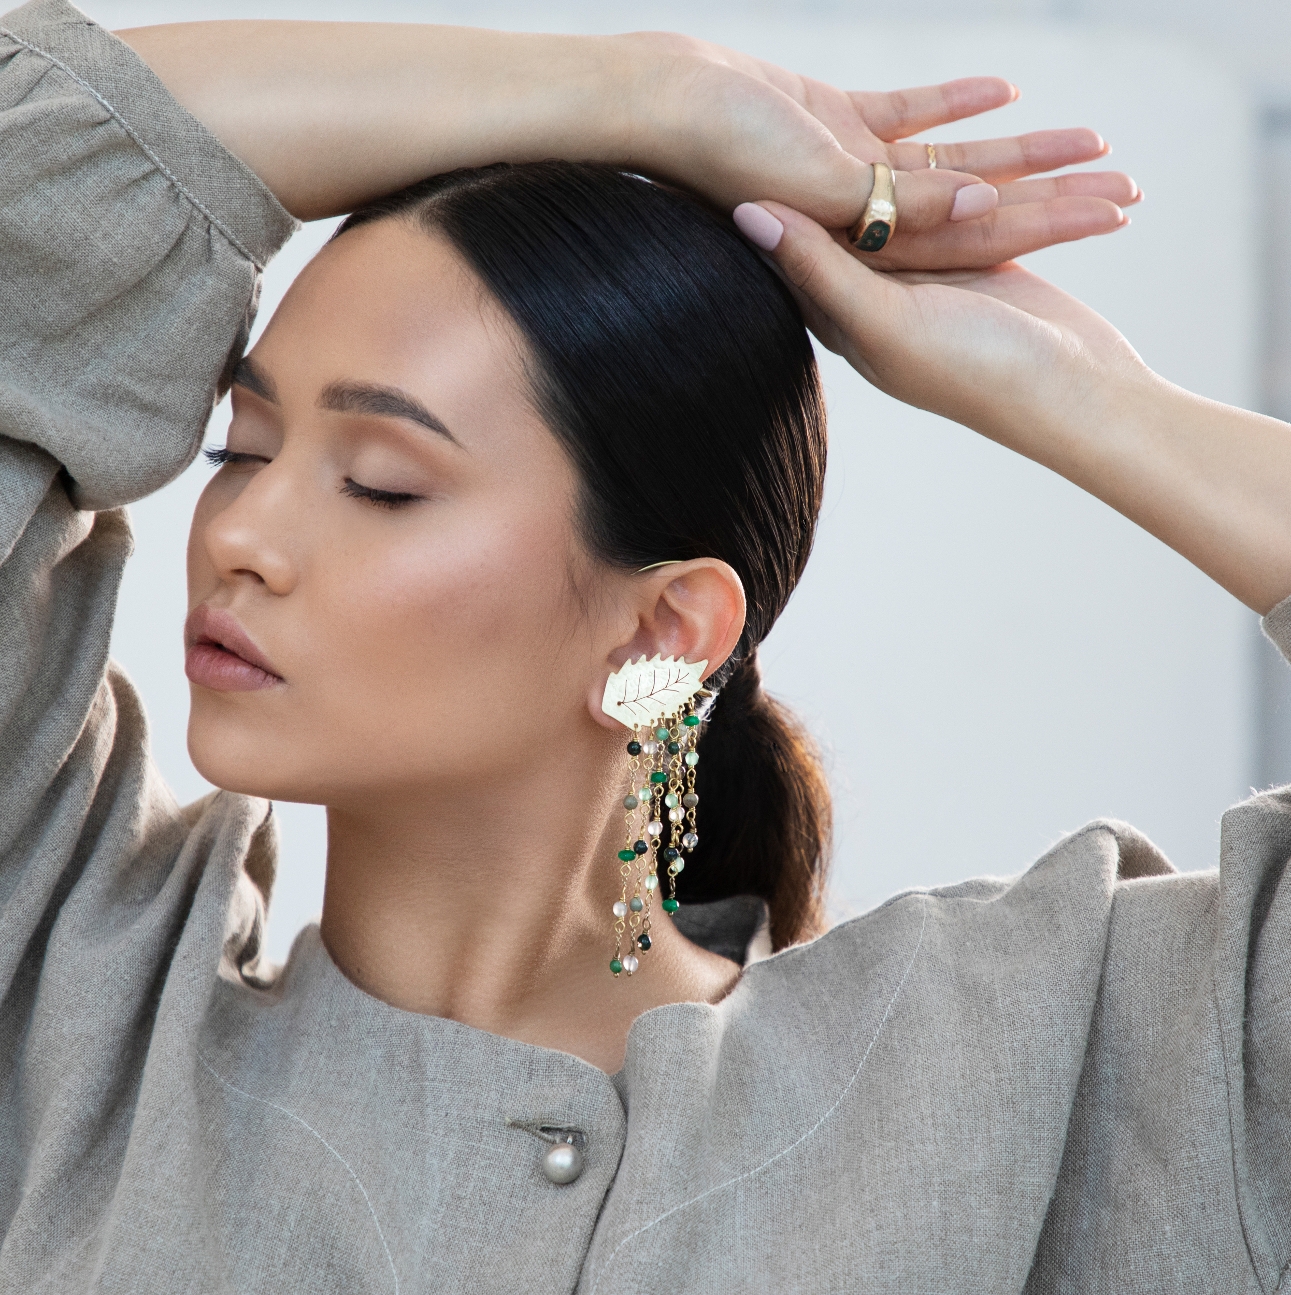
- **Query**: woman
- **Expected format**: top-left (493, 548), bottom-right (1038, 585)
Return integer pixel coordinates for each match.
top-left (0, 1), bottom-right (1222, 1291)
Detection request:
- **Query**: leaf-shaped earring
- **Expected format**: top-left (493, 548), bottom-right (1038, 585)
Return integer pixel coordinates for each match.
top-left (602, 656), bottom-right (706, 978)
top-left (601, 654), bottom-right (707, 729)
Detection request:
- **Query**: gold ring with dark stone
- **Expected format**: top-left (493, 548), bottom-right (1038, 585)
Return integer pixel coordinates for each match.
top-left (848, 162), bottom-right (897, 252)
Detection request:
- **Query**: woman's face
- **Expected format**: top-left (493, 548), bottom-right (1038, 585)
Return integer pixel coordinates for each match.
top-left (186, 219), bottom-right (611, 807)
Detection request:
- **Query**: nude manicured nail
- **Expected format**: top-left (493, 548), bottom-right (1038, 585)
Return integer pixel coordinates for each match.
top-left (733, 202), bottom-right (784, 251)
top-left (949, 183), bottom-right (998, 222)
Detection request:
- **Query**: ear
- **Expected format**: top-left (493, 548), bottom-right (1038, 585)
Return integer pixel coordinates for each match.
top-left (587, 558), bottom-right (746, 731)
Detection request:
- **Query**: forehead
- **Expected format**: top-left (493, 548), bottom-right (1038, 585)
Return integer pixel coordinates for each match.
top-left (250, 219), bottom-right (540, 450)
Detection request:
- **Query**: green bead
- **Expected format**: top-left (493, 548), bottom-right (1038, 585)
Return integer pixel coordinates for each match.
top-left (683, 715), bottom-right (700, 727)
top-left (667, 741), bottom-right (681, 755)
top-left (662, 898), bottom-right (680, 913)
top-left (650, 771), bottom-right (667, 784)
top-left (618, 849), bottom-right (636, 862)
top-left (664, 793), bottom-right (679, 808)
top-left (663, 847), bottom-right (680, 862)
top-left (626, 740), bottom-right (642, 756)
top-left (637, 932), bottom-right (652, 951)
top-left (633, 839), bottom-right (649, 855)
top-left (685, 752), bottom-right (699, 766)
top-left (654, 726), bottom-right (670, 740)
top-left (610, 958), bottom-right (623, 975)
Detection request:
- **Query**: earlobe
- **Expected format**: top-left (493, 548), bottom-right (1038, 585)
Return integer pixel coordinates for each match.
top-left (587, 558), bottom-right (745, 731)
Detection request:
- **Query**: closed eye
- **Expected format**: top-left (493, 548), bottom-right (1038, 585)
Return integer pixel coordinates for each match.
top-left (203, 446), bottom-right (266, 468)
top-left (340, 479), bottom-right (423, 510)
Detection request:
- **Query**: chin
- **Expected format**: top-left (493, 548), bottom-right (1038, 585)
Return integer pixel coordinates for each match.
top-left (187, 708), bottom-right (328, 804)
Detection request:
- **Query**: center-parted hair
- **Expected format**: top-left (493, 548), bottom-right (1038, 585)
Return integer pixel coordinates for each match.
top-left (338, 162), bottom-right (831, 949)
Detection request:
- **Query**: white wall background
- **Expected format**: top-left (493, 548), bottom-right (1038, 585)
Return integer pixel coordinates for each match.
top-left (100, 0), bottom-right (1259, 957)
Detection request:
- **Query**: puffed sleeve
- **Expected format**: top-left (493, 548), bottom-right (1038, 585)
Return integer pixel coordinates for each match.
top-left (0, 0), bottom-right (294, 991)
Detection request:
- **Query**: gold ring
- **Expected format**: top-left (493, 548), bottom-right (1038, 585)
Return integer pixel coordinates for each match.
top-left (848, 162), bottom-right (897, 252)
top-left (926, 143), bottom-right (937, 170)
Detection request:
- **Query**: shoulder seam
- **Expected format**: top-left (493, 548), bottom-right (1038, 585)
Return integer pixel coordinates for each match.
top-left (0, 27), bottom-right (264, 267)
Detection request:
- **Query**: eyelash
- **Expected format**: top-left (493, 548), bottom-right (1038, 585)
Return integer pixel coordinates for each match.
top-left (339, 480), bottom-right (421, 510)
top-left (202, 446), bottom-right (421, 511)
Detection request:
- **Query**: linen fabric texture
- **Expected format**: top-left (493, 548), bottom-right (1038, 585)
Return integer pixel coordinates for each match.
top-left (1, 3), bottom-right (1290, 1291)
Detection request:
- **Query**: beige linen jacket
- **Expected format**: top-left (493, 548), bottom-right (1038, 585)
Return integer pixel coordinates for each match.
top-left (2, 2), bottom-right (1290, 1291)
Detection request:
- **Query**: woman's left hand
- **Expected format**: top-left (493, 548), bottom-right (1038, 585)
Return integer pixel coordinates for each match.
top-left (738, 199), bottom-right (1291, 614)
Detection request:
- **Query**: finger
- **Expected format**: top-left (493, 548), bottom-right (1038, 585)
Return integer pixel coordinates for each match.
top-left (850, 78), bottom-right (1018, 142)
top-left (890, 128), bottom-right (1108, 183)
top-left (996, 170), bottom-right (1141, 208)
top-left (869, 196), bottom-right (1128, 271)
top-left (890, 168), bottom-right (999, 232)
top-left (734, 201), bottom-right (901, 372)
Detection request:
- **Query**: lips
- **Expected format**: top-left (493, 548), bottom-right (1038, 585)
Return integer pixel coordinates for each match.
top-left (184, 605), bottom-right (283, 692)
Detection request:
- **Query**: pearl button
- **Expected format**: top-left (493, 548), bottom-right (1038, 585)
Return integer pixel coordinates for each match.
top-left (542, 1140), bottom-right (584, 1185)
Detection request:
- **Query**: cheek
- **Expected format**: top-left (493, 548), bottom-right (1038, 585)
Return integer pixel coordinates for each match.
top-left (185, 480), bottom-right (221, 599)
top-left (314, 499), bottom-right (586, 770)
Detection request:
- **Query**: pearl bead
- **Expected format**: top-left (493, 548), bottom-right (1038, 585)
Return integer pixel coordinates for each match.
top-left (612, 901), bottom-right (627, 918)
top-left (622, 954), bottom-right (639, 974)
top-left (682, 831), bottom-right (699, 850)
top-left (668, 808), bottom-right (684, 823)
top-left (643, 740), bottom-right (659, 756)
top-left (543, 1141), bottom-right (584, 1185)
top-left (685, 752), bottom-right (699, 767)
top-left (646, 821), bottom-right (663, 837)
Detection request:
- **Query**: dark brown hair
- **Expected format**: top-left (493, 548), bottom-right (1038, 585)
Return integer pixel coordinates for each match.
top-left (338, 162), bottom-right (831, 948)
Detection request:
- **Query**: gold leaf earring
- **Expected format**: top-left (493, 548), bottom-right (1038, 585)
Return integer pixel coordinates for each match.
top-left (602, 655), bottom-right (707, 978)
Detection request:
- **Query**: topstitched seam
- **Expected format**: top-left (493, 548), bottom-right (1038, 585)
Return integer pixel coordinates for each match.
top-left (197, 1053), bottom-right (400, 1294)
top-left (585, 895), bottom-right (930, 1295)
top-left (0, 27), bottom-right (264, 266)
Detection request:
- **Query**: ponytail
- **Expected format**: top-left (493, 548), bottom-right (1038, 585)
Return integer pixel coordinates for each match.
top-left (680, 650), bottom-right (832, 950)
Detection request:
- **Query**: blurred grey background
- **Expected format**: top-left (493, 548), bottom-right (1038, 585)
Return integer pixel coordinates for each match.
top-left (97, 0), bottom-right (1291, 959)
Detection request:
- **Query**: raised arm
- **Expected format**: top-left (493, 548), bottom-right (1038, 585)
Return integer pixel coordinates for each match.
top-left (736, 201), bottom-right (1291, 616)
top-left (116, 21), bottom-right (1138, 266)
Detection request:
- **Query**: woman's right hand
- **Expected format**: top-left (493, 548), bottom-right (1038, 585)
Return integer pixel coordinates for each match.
top-left (630, 33), bottom-right (1138, 268)
top-left (118, 21), bottom-right (1137, 266)
top-left (741, 199), bottom-right (1291, 615)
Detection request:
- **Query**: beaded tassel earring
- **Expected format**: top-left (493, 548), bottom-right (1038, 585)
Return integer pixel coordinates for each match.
top-left (602, 654), bottom-right (707, 978)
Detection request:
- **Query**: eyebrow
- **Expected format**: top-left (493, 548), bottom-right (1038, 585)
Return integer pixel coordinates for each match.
top-left (231, 356), bottom-right (278, 403)
top-left (231, 357), bottom-right (459, 447)
top-left (319, 380), bottom-right (460, 446)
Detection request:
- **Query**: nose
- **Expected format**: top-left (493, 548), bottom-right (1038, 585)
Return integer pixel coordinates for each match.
top-left (200, 459), bottom-right (302, 597)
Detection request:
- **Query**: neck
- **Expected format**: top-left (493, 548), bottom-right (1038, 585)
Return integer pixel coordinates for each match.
top-left (319, 738), bottom-right (741, 1072)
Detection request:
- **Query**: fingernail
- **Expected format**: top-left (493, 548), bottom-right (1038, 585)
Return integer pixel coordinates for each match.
top-left (949, 183), bottom-right (998, 222)
top-left (1009, 83), bottom-right (1020, 101)
top-left (733, 202), bottom-right (784, 251)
